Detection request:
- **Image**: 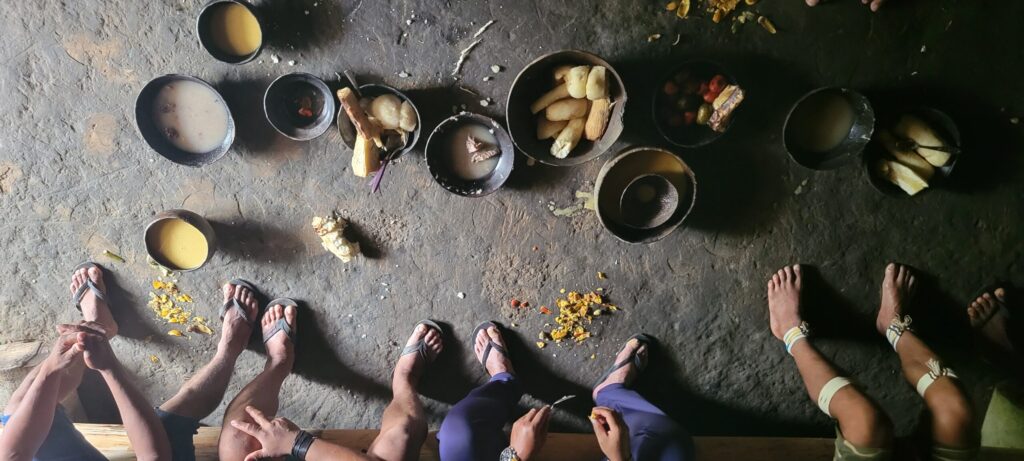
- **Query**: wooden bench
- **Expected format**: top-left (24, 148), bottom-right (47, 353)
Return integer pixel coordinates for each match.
top-left (39, 424), bottom-right (1024, 460)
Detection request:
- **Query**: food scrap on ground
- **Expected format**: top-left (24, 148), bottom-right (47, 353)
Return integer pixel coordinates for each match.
top-left (537, 290), bottom-right (619, 347)
top-left (148, 278), bottom-right (211, 338)
top-left (548, 190), bottom-right (596, 217)
top-left (312, 213), bottom-right (361, 262)
top-left (102, 250), bottom-right (125, 263)
top-left (666, 0), bottom-right (776, 33)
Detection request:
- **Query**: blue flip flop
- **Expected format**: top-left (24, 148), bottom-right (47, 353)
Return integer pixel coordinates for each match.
top-left (472, 321), bottom-right (509, 371)
top-left (593, 334), bottom-right (653, 389)
top-left (71, 262), bottom-right (105, 312)
top-left (400, 320), bottom-right (442, 362)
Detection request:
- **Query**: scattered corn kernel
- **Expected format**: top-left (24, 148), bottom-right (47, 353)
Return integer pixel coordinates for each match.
top-left (168, 329), bottom-right (184, 337)
top-left (536, 341), bottom-right (547, 349)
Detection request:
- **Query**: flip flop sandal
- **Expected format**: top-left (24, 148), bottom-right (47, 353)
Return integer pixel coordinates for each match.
top-left (969, 282), bottom-right (1014, 328)
top-left (472, 321), bottom-right (509, 371)
top-left (220, 279), bottom-right (259, 325)
top-left (262, 298), bottom-right (299, 345)
top-left (400, 320), bottom-right (442, 362)
top-left (71, 262), bottom-right (105, 312)
top-left (593, 334), bottom-right (653, 389)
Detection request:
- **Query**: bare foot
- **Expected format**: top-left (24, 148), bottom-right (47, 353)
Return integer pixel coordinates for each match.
top-left (474, 326), bottom-right (513, 377)
top-left (969, 288), bottom-right (1016, 358)
top-left (219, 282), bottom-right (258, 357)
top-left (768, 265), bottom-right (803, 340)
top-left (876, 263), bottom-right (916, 335)
top-left (592, 338), bottom-right (648, 400)
top-left (70, 266), bottom-right (118, 338)
top-left (394, 323), bottom-right (443, 386)
top-left (262, 304), bottom-right (296, 369)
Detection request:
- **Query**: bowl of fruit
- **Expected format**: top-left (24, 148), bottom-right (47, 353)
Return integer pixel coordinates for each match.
top-left (653, 61), bottom-right (745, 148)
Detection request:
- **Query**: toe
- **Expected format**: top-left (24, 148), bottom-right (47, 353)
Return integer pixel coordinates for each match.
top-left (284, 305), bottom-right (297, 329)
top-left (806, 0), bottom-right (819, 6)
top-left (994, 288), bottom-right (1006, 302)
top-left (783, 266), bottom-right (793, 281)
top-left (772, 273), bottom-right (781, 285)
top-left (486, 327), bottom-right (502, 345)
top-left (87, 267), bottom-right (101, 283)
top-left (223, 283), bottom-right (234, 299)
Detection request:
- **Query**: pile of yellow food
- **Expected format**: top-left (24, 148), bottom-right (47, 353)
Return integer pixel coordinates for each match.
top-left (312, 213), bottom-right (360, 262)
top-left (530, 64), bottom-right (613, 159)
top-left (872, 115), bottom-right (954, 196)
top-left (149, 279), bottom-right (213, 337)
top-left (537, 290), bottom-right (619, 348)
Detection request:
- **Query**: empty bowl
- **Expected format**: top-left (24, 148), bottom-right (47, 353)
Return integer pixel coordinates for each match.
top-left (135, 74), bottom-right (235, 167)
top-left (425, 112), bottom-right (515, 197)
top-left (595, 146), bottom-right (697, 244)
top-left (784, 87), bottom-right (875, 170)
top-left (506, 50), bottom-right (627, 166)
top-left (196, 0), bottom-right (264, 64)
top-left (620, 174), bottom-right (680, 229)
top-left (264, 73), bottom-right (335, 141)
top-left (653, 60), bottom-right (741, 148)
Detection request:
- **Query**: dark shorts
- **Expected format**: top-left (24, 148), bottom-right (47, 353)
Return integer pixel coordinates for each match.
top-left (1, 406), bottom-right (201, 461)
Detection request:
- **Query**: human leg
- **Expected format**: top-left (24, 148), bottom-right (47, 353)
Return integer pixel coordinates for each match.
top-left (366, 322), bottom-right (444, 461)
top-left (158, 282), bottom-right (258, 461)
top-left (768, 265), bottom-right (893, 456)
top-left (217, 303), bottom-right (296, 461)
top-left (876, 263), bottom-right (978, 454)
top-left (438, 324), bottom-right (521, 461)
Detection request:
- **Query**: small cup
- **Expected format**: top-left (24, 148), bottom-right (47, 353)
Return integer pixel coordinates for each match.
top-left (264, 73), bottom-right (335, 141)
top-left (620, 174), bottom-right (680, 229)
top-left (144, 210), bottom-right (217, 272)
top-left (197, 0), bottom-right (264, 65)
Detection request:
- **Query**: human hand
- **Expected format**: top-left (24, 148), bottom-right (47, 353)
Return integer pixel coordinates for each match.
top-left (230, 406), bottom-right (302, 461)
top-left (57, 321), bottom-right (109, 338)
top-left (510, 406), bottom-right (551, 461)
top-left (77, 330), bottom-right (117, 371)
top-left (590, 407), bottom-right (631, 461)
top-left (45, 330), bottom-right (82, 372)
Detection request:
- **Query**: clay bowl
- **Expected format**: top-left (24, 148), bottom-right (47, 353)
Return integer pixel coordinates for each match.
top-left (264, 73), bottom-right (335, 141)
top-left (144, 209), bottom-right (217, 272)
top-left (336, 83), bottom-right (421, 158)
top-left (196, 0), bottom-right (264, 65)
top-left (506, 50), bottom-right (627, 166)
top-left (595, 146), bottom-right (697, 244)
top-left (864, 107), bottom-right (961, 197)
top-left (425, 112), bottom-right (515, 197)
top-left (653, 60), bottom-right (740, 148)
top-left (620, 174), bottom-right (680, 229)
top-left (135, 74), bottom-right (235, 167)
top-left (784, 87), bottom-right (875, 170)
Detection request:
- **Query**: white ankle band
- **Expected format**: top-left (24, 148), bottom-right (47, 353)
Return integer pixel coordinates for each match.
top-left (783, 322), bottom-right (810, 356)
top-left (885, 315), bottom-right (913, 351)
top-left (915, 358), bottom-right (958, 397)
top-left (817, 377), bottom-right (852, 418)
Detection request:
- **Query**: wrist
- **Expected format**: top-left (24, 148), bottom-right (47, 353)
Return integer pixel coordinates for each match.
top-left (290, 429), bottom-right (317, 460)
top-left (98, 361), bottom-right (122, 378)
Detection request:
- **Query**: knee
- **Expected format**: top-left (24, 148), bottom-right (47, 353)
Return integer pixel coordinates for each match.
top-left (836, 399), bottom-right (892, 448)
top-left (218, 424), bottom-right (262, 461)
top-left (930, 393), bottom-right (975, 444)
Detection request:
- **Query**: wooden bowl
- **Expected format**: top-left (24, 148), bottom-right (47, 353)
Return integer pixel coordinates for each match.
top-left (506, 50), bottom-right (627, 166)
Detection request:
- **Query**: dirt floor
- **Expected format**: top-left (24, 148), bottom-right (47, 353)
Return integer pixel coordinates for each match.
top-left (1, 0), bottom-right (1022, 439)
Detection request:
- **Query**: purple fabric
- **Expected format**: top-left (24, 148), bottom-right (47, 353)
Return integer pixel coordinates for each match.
top-left (595, 384), bottom-right (693, 461)
top-left (437, 372), bottom-right (522, 461)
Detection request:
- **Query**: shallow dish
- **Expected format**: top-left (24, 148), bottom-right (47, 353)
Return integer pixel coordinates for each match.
top-left (620, 174), bottom-right (680, 229)
top-left (336, 83), bottom-right (421, 158)
top-left (264, 73), bottom-right (335, 141)
top-left (506, 50), bottom-right (627, 166)
top-left (135, 74), bottom-right (235, 167)
top-left (864, 107), bottom-right (961, 197)
top-left (784, 87), bottom-right (875, 170)
top-left (652, 60), bottom-right (740, 148)
top-left (425, 113), bottom-right (515, 197)
top-left (595, 146), bottom-right (697, 244)
top-left (196, 0), bottom-right (264, 65)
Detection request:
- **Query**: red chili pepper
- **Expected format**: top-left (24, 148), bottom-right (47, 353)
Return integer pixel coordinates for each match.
top-left (703, 91), bottom-right (718, 104)
top-left (709, 75), bottom-right (727, 94)
top-left (511, 299), bottom-right (521, 308)
top-left (540, 306), bottom-right (551, 315)
top-left (683, 111), bottom-right (697, 125)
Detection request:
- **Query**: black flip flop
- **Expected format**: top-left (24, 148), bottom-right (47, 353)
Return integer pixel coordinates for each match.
top-left (400, 320), bottom-right (442, 362)
top-left (472, 321), bottom-right (509, 372)
top-left (593, 334), bottom-right (653, 389)
top-left (221, 279), bottom-right (259, 325)
top-left (969, 282), bottom-right (1014, 327)
top-left (71, 262), bottom-right (105, 312)
top-left (263, 298), bottom-right (299, 345)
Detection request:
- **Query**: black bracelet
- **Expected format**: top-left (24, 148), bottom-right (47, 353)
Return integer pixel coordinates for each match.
top-left (291, 430), bottom-right (317, 460)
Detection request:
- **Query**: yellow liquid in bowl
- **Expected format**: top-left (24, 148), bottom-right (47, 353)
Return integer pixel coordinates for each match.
top-left (208, 3), bottom-right (262, 57)
top-left (146, 218), bottom-right (209, 270)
